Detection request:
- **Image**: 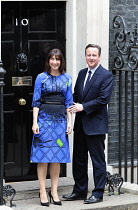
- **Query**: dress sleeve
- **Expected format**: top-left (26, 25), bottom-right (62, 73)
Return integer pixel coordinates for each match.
top-left (64, 75), bottom-right (73, 108)
top-left (32, 74), bottom-right (42, 108)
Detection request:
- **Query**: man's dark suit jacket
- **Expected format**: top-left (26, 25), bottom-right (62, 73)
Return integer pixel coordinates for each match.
top-left (73, 64), bottom-right (113, 135)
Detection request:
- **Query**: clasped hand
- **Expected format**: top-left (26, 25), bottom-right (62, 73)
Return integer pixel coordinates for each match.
top-left (68, 102), bottom-right (84, 113)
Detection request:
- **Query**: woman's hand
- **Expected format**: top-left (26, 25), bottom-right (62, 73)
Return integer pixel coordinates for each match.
top-left (66, 122), bottom-right (72, 135)
top-left (32, 123), bottom-right (39, 134)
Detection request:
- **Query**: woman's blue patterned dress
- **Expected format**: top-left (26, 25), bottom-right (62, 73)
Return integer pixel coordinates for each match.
top-left (30, 72), bottom-right (73, 163)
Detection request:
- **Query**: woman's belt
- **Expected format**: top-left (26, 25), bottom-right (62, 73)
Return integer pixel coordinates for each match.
top-left (41, 101), bottom-right (64, 105)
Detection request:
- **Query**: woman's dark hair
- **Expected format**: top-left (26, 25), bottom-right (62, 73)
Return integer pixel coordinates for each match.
top-left (45, 48), bottom-right (66, 73)
top-left (85, 44), bottom-right (101, 56)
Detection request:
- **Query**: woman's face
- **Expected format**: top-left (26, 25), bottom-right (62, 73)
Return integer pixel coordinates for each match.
top-left (49, 55), bottom-right (61, 71)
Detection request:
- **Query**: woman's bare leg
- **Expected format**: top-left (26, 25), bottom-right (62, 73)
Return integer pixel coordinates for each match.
top-left (37, 163), bottom-right (48, 203)
top-left (50, 163), bottom-right (60, 201)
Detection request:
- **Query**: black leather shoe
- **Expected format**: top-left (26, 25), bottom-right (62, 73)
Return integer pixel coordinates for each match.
top-left (49, 190), bottom-right (62, 205)
top-left (62, 193), bottom-right (86, 201)
top-left (84, 195), bottom-right (103, 204)
top-left (39, 193), bottom-right (49, 206)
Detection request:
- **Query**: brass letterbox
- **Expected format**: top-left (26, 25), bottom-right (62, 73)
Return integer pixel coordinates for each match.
top-left (12, 76), bottom-right (32, 86)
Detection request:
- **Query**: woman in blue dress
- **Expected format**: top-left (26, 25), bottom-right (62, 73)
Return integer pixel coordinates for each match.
top-left (30, 49), bottom-right (73, 206)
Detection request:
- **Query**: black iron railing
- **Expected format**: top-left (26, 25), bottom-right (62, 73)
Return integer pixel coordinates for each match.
top-left (110, 15), bottom-right (138, 184)
top-left (0, 60), bottom-right (6, 205)
top-left (112, 69), bottom-right (138, 183)
top-left (0, 61), bottom-right (16, 207)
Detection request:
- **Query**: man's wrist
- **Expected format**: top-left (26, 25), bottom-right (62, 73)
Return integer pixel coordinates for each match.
top-left (81, 104), bottom-right (84, 111)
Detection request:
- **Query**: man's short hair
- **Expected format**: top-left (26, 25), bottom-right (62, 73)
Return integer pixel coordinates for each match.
top-left (85, 44), bottom-right (101, 56)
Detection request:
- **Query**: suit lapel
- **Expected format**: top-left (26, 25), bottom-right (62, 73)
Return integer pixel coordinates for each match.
top-left (80, 68), bottom-right (87, 99)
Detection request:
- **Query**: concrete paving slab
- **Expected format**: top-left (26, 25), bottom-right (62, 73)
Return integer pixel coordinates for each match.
top-left (0, 207), bottom-right (13, 210)
top-left (2, 178), bottom-right (138, 210)
top-left (4, 190), bottom-right (138, 210)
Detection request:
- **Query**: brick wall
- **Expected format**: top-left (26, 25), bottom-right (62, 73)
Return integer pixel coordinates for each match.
top-left (108, 0), bottom-right (138, 166)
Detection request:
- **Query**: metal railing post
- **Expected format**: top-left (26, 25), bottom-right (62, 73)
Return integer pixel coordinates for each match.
top-left (0, 60), bottom-right (6, 205)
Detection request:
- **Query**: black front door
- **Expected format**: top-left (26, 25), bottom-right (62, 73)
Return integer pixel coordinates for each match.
top-left (1, 1), bottom-right (66, 182)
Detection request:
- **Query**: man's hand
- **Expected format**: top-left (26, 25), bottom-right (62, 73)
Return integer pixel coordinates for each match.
top-left (69, 102), bottom-right (84, 113)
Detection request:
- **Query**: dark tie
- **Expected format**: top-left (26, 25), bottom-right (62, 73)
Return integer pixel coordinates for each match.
top-left (83, 70), bottom-right (92, 94)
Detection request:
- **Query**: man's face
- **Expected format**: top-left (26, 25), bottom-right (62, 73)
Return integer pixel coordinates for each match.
top-left (85, 47), bottom-right (100, 69)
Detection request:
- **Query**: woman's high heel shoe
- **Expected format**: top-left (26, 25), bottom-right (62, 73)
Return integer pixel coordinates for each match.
top-left (48, 190), bottom-right (62, 205)
top-left (39, 193), bottom-right (49, 206)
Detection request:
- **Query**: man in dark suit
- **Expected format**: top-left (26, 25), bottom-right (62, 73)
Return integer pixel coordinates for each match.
top-left (63, 44), bottom-right (113, 204)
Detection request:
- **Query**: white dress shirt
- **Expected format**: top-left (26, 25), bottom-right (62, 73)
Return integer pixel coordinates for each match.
top-left (83, 65), bottom-right (99, 88)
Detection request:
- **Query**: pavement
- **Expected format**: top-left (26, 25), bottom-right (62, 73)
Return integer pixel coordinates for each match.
top-left (1, 177), bottom-right (138, 210)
